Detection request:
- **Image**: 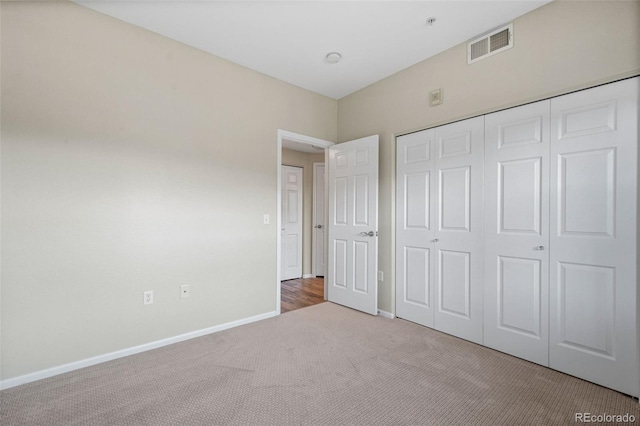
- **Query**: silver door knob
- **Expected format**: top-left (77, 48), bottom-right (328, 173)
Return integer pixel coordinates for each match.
top-left (536, 246), bottom-right (545, 250)
top-left (432, 238), bottom-right (439, 243)
top-left (360, 231), bottom-right (376, 237)
top-left (316, 225), bottom-right (323, 229)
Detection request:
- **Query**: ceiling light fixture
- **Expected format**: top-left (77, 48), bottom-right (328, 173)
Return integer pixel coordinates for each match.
top-left (426, 17), bottom-right (437, 26)
top-left (325, 52), bottom-right (342, 64)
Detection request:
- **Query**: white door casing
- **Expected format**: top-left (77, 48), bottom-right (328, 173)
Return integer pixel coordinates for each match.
top-left (327, 135), bottom-right (379, 315)
top-left (312, 163), bottom-right (326, 277)
top-left (484, 100), bottom-right (550, 366)
top-left (281, 165), bottom-right (303, 281)
top-left (549, 78), bottom-right (638, 396)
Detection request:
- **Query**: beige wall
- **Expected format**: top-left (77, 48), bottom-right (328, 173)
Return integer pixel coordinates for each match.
top-left (0, 1), bottom-right (337, 380)
top-left (337, 0), bottom-right (640, 313)
top-left (281, 149), bottom-right (325, 277)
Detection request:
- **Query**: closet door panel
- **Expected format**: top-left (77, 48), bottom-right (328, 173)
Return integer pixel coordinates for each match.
top-left (484, 100), bottom-right (550, 366)
top-left (549, 77), bottom-right (638, 397)
top-left (396, 130), bottom-right (436, 327)
top-left (434, 117), bottom-right (484, 344)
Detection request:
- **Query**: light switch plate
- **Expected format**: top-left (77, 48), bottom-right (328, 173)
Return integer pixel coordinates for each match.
top-left (429, 88), bottom-right (443, 106)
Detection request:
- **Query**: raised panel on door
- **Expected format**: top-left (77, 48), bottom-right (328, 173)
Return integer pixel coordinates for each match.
top-left (438, 250), bottom-right (470, 318)
top-left (484, 100), bottom-right (550, 366)
top-left (557, 262), bottom-right (615, 357)
top-left (354, 174), bottom-right (369, 226)
top-left (433, 117), bottom-right (484, 344)
top-left (404, 247), bottom-right (430, 306)
top-left (439, 166), bottom-right (470, 232)
top-left (334, 177), bottom-right (348, 225)
top-left (549, 77), bottom-right (638, 397)
top-left (396, 130), bottom-right (435, 327)
top-left (353, 241), bottom-right (369, 293)
top-left (327, 135), bottom-right (379, 315)
top-left (559, 149), bottom-right (614, 237)
top-left (499, 158), bottom-right (542, 234)
top-left (333, 239), bottom-right (347, 288)
top-left (498, 256), bottom-right (542, 336)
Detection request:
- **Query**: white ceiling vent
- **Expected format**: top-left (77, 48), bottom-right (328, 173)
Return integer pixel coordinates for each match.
top-left (467, 23), bottom-right (513, 64)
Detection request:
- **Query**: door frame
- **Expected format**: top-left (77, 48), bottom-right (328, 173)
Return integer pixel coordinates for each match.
top-left (276, 130), bottom-right (334, 315)
top-left (311, 162), bottom-right (325, 278)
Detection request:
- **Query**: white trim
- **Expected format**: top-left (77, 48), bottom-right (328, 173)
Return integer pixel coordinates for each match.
top-left (279, 130), bottom-right (335, 150)
top-left (277, 130), bottom-right (333, 315)
top-left (277, 131), bottom-right (282, 316)
top-left (302, 274), bottom-right (316, 279)
top-left (324, 148), bottom-right (329, 301)
top-left (377, 309), bottom-right (395, 319)
top-left (311, 162), bottom-right (325, 278)
top-left (0, 310), bottom-right (277, 390)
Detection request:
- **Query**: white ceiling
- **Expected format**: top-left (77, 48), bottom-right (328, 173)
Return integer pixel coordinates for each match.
top-left (76, 1), bottom-right (551, 99)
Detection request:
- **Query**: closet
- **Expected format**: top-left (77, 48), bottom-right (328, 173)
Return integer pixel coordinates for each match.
top-left (395, 77), bottom-right (639, 397)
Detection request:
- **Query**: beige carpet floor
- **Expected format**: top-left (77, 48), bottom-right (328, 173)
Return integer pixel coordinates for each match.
top-left (1, 302), bottom-right (639, 425)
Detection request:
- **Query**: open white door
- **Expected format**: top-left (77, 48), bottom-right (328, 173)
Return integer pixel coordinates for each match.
top-left (327, 135), bottom-right (379, 315)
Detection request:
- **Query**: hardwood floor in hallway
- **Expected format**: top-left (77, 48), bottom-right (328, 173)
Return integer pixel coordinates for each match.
top-left (281, 277), bottom-right (324, 313)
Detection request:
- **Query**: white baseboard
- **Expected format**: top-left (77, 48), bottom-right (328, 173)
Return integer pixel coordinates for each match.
top-left (302, 274), bottom-right (316, 279)
top-left (0, 310), bottom-right (278, 390)
top-left (377, 309), bottom-right (395, 319)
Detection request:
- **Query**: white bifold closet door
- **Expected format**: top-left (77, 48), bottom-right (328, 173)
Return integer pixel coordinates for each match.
top-left (483, 100), bottom-right (550, 366)
top-left (548, 78), bottom-right (638, 397)
top-left (397, 77), bottom-right (638, 397)
top-left (395, 128), bottom-right (436, 327)
top-left (396, 116), bottom-right (484, 344)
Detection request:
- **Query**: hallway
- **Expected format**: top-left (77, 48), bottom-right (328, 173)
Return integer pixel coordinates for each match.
top-left (281, 277), bottom-right (324, 313)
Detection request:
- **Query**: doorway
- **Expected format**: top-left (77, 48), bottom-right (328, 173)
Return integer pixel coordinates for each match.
top-left (277, 130), bottom-right (334, 314)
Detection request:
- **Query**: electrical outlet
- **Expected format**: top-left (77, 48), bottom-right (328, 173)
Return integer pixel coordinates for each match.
top-left (180, 285), bottom-right (190, 299)
top-left (143, 290), bottom-right (153, 305)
